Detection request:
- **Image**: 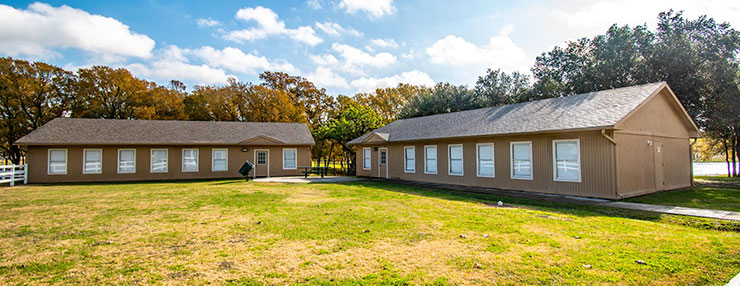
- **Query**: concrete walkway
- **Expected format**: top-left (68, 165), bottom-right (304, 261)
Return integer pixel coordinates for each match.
top-left (379, 179), bottom-right (740, 221)
top-left (253, 176), bottom-right (361, 184)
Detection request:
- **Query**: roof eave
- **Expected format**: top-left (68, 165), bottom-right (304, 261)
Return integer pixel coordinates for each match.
top-left (351, 126), bottom-right (617, 145)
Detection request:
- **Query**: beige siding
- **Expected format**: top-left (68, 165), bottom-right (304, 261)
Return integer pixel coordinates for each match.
top-left (615, 89), bottom-right (694, 197)
top-left (27, 145), bottom-right (311, 183)
top-left (618, 89), bottom-right (692, 138)
top-left (356, 130), bottom-right (618, 199)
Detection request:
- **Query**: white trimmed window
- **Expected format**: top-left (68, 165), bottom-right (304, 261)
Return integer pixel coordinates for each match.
top-left (553, 139), bottom-right (581, 182)
top-left (476, 143), bottom-right (494, 177)
top-left (404, 146), bottom-right (415, 173)
top-left (448, 144), bottom-right (463, 176)
top-left (118, 149), bottom-right (136, 174)
top-left (424, 145), bottom-right (437, 174)
top-left (83, 149), bottom-right (102, 174)
top-left (182, 149), bottom-right (199, 172)
top-left (48, 149), bottom-right (67, 175)
top-left (212, 149), bottom-right (228, 171)
top-left (363, 148), bottom-right (371, 170)
top-left (511, 142), bottom-right (532, 180)
top-left (283, 148), bottom-right (297, 169)
top-left (150, 149), bottom-right (168, 173)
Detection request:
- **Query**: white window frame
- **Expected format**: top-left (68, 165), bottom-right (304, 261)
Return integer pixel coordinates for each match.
top-left (150, 149), bottom-right (169, 173)
top-left (552, 139), bottom-right (582, 183)
top-left (47, 149), bottom-right (68, 175)
top-left (82, 148), bottom-right (103, 174)
top-left (363, 148), bottom-right (371, 170)
top-left (476, 143), bottom-right (495, 178)
top-left (117, 149), bottom-right (136, 174)
top-left (404, 146), bottom-right (415, 173)
top-left (448, 144), bottom-right (464, 176)
top-left (510, 141), bottom-right (533, 180)
top-left (182, 148), bottom-right (199, 173)
top-left (424, 145), bottom-right (437, 174)
top-left (212, 148), bottom-right (228, 172)
top-left (282, 148), bottom-right (297, 170)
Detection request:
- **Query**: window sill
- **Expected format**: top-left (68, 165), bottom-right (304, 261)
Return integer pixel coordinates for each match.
top-left (511, 176), bottom-right (533, 180)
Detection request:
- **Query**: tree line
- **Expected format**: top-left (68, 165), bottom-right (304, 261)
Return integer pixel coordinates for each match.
top-left (1, 11), bottom-right (738, 176)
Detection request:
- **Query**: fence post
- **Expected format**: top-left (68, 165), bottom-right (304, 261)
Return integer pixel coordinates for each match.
top-left (10, 165), bottom-right (15, 187)
top-left (23, 164), bottom-right (27, 184)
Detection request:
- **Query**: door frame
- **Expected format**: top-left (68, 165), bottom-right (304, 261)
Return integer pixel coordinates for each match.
top-left (253, 149), bottom-right (270, 178)
top-left (378, 147), bottom-right (388, 178)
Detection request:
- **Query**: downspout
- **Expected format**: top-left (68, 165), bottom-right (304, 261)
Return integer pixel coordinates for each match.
top-left (689, 138), bottom-right (698, 187)
top-left (602, 129), bottom-right (621, 199)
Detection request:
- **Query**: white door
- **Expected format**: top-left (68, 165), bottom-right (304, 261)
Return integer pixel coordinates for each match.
top-left (378, 148), bottom-right (388, 178)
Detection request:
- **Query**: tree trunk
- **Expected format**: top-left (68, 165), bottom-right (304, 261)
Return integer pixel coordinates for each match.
top-left (724, 138), bottom-right (731, 178)
top-left (9, 145), bottom-right (21, 165)
top-left (732, 128), bottom-right (740, 177)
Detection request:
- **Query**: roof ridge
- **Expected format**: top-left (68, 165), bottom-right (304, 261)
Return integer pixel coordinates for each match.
top-left (52, 117), bottom-right (309, 125)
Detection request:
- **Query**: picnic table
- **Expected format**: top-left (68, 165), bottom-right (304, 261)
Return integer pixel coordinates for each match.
top-left (299, 166), bottom-right (328, 178)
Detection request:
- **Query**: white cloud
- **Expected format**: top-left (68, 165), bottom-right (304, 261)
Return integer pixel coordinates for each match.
top-left (351, 70), bottom-right (434, 92)
top-left (224, 6), bottom-right (322, 46)
top-left (499, 24), bottom-right (514, 36)
top-left (370, 38), bottom-right (398, 48)
top-left (191, 46), bottom-right (297, 74)
top-left (305, 66), bottom-right (349, 88)
top-left (310, 54), bottom-right (340, 66)
top-left (332, 43), bottom-right (397, 74)
top-left (307, 0), bottom-right (322, 10)
top-left (338, 0), bottom-right (395, 18)
top-left (426, 27), bottom-right (530, 73)
top-left (127, 61), bottom-right (231, 86)
top-left (196, 18), bottom-right (220, 27)
top-left (315, 22), bottom-right (362, 37)
top-left (0, 2), bottom-right (154, 60)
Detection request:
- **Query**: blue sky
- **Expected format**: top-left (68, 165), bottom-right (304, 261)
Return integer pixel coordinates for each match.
top-left (1, 0), bottom-right (739, 95)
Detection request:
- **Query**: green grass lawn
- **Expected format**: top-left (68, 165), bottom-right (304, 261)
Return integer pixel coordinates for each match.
top-left (695, 175), bottom-right (740, 182)
top-left (625, 186), bottom-right (740, 212)
top-left (1, 180), bottom-right (739, 285)
top-left (625, 176), bottom-right (740, 212)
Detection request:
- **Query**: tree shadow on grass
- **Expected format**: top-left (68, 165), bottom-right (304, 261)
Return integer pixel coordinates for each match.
top-left (336, 180), bottom-right (740, 232)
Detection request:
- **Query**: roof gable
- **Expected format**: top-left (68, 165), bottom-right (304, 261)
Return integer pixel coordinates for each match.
top-left (239, 135), bottom-right (285, 145)
top-left (363, 132), bottom-right (389, 143)
top-left (614, 84), bottom-right (700, 137)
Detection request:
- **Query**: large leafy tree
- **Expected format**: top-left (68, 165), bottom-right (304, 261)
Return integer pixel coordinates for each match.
top-left (0, 58), bottom-right (76, 164)
top-left (399, 83), bottom-right (483, 119)
top-left (322, 102), bottom-right (383, 172)
top-left (474, 69), bottom-right (532, 106)
top-left (354, 83), bottom-right (429, 124)
top-left (72, 66), bottom-right (150, 119)
top-left (259, 71), bottom-right (333, 128)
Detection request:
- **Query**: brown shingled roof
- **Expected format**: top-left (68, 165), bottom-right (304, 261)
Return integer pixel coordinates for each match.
top-left (349, 82), bottom-right (699, 144)
top-left (15, 118), bottom-right (315, 146)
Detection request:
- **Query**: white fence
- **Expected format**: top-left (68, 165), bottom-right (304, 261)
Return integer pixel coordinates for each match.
top-left (0, 164), bottom-right (27, 186)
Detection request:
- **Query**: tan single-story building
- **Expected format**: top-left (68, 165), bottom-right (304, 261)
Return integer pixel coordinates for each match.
top-left (350, 82), bottom-right (701, 199)
top-left (14, 118), bottom-right (314, 183)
